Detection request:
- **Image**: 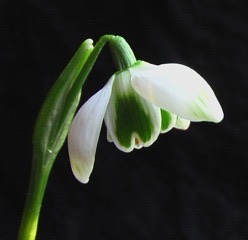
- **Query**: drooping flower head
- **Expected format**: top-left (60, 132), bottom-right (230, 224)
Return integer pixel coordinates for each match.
top-left (68, 37), bottom-right (224, 183)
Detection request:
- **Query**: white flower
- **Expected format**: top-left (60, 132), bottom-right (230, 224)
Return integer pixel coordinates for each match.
top-left (68, 61), bottom-right (224, 183)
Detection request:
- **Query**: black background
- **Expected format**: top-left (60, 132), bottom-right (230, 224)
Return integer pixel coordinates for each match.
top-left (1, 0), bottom-right (248, 239)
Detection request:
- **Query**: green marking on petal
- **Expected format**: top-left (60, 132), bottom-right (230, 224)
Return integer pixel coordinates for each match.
top-left (160, 109), bottom-right (176, 133)
top-left (161, 109), bottom-right (171, 131)
top-left (104, 70), bottom-right (161, 152)
top-left (115, 93), bottom-right (155, 149)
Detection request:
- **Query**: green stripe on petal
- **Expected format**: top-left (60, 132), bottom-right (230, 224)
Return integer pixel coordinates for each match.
top-left (115, 94), bottom-right (154, 147)
top-left (160, 109), bottom-right (177, 133)
top-left (104, 71), bottom-right (161, 152)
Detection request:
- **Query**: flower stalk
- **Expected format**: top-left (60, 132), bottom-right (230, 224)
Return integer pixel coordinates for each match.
top-left (18, 153), bottom-right (53, 240)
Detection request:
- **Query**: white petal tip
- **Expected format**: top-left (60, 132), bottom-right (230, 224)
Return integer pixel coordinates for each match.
top-left (71, 162), bottom-right (90, 184)
top-left (212, 112), bottom-right (224, 123)
top-left (204, 102), bottom-right (224, 123)
top-left (76, 176), bottom-right (89, 184)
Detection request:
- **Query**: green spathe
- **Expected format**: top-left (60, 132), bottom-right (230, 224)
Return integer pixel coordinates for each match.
top-left (33, 39), bottom-right (94, 161)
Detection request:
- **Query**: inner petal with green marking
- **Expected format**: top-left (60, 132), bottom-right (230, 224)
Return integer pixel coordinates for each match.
top-left (104, 70), bottom-right (161, 152)
top-left (160, 109), bottom-right (176, 133)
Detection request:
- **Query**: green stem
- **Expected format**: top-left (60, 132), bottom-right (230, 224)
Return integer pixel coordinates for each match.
top-left (18, 154), bottom-right (54, 240)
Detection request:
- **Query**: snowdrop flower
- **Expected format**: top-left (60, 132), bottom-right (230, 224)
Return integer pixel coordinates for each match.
top-left (68, 61), bottom-right (223, 183)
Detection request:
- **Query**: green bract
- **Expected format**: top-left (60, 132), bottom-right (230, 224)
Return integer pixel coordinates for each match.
top-left (33, 39), bottom-right (94, 162)
top-left (68, 60), bottom-right (224, 183)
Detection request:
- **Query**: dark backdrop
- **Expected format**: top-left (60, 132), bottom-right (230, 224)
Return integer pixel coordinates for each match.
top-left (1, 0), bottom-right (248, 239)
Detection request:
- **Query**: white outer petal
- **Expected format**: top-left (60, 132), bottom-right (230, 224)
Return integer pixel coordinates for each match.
top-left (131, 63), bottom-right (224, 123)
top-left (68, 76), bottom-right (114, 183)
